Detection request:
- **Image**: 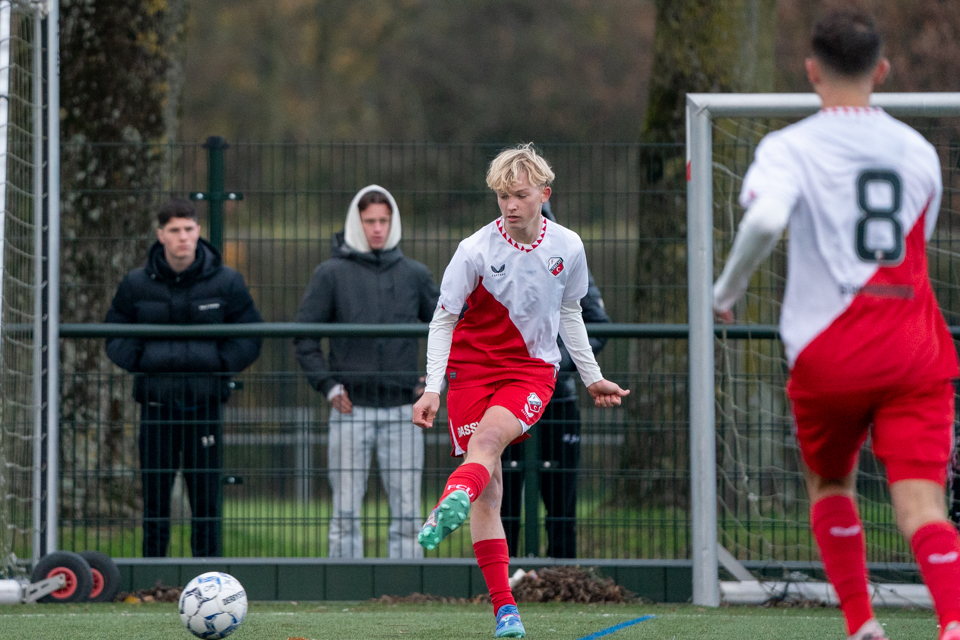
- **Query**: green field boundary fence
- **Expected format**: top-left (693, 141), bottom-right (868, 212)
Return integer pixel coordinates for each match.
top-left (39, 137), bottom-right (960, 566)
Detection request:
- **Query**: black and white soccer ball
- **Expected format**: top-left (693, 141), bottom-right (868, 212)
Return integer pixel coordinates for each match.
top-left (178, 572), bottom-right (248, 639)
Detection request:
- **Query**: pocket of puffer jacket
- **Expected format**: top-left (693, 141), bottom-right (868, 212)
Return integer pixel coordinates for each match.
top-left (190, 298), bottom-right (225, 323)
top-left (135, 301), bottom-right (171, 323)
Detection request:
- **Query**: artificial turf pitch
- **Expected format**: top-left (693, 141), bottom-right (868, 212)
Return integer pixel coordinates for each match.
top-left (0, 601), bottom-right (940, 639)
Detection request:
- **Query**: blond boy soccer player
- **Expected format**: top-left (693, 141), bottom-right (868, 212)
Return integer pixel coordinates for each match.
top-left (714, 10), bottom-right (960, 640)
top-left (413, 144), bottom-right (629, 638)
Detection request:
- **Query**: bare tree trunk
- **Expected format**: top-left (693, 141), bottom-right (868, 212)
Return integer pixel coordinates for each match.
top-left (58, 0), bottom-right (189, 524)
top-left (623, 0), bottom-right (776, 510)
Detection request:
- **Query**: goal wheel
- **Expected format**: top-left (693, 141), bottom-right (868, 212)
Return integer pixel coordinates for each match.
top-left (80, 551), bottom-right (121, 603)
top-left (30, 551), bottom-right (94, 603)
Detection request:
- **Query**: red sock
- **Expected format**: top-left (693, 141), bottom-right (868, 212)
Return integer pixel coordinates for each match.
top-left (811, 495), bottom-right (873, 635)
top-left (436, 462), bottom-right (490, 507)
top-left (911, 521), bottom-right (960, 630)
top-left (474, 538), bottom-right (515, 615)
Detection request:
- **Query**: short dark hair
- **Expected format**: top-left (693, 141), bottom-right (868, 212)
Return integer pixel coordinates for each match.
top-left (357, 190), bottom-right (391, 213)
top-left (812, 9), bottom-right (882, 77)
top-left (157, 198), bottom-right (197, 228)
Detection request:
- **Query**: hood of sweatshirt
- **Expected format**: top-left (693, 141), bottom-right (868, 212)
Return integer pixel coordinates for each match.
top-left (342, 184), bottom-right (402, 253)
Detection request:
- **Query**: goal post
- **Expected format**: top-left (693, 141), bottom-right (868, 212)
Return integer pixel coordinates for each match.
top-left (0, 0), bottom-right (56, 575)
top-left (686, 92), bottom-right (960, 607)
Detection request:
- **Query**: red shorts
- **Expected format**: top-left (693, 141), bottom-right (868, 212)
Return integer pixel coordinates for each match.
top-left (789, 379), bottom-right (955, 485)
top-left (446, 378), bottom-right (556, 457)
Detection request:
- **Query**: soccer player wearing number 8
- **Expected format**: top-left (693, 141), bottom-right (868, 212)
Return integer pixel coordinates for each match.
top-left (413, 144), bottom-right (629, 638)
top-left (713, 10), bottom-right (960, 640)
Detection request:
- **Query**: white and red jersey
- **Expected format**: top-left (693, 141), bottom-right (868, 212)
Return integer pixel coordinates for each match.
top-left (741, 107), bottom-right (958, 395)
top-left (437, 215), bottom-right (589, 387)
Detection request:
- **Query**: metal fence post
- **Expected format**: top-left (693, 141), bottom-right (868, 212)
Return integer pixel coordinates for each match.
top-left (191, 136), bottom-right (242, 253)
top-left (523, 428), bottom-right (540, 556)
top-left (295, 407), bottom-right (312, 505)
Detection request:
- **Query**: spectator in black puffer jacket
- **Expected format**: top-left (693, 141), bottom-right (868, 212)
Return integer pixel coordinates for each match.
top-left (500, 199), bottom-right (610, 558)
top-left (105, 198), bottom-right (262, 558)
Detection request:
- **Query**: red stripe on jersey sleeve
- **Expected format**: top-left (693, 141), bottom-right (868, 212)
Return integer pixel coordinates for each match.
top-left (789, 211), bottom-right (959, 397)
top-left (446, 278), bottom-right (556, 386)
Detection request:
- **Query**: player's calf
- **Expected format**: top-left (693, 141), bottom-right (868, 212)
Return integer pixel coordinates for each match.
top-left (418, 462), bottom-right (491, 550)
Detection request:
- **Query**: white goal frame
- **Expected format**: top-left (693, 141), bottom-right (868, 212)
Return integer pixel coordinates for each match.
top-left (686, 92), bottom-right (960, 607)
top-left (0, 0), bottom-right (59, 570)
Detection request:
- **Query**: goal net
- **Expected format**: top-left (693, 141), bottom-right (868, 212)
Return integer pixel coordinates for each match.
top-left (0, 0), bottom-right (44, 576)
top-left (687, 93), bottom-right (960, 605)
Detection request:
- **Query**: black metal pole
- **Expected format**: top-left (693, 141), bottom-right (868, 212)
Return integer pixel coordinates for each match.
top-left (523, 429), bottom-right (540, 556)
top-left (204, 136), bottom-right (226, 252)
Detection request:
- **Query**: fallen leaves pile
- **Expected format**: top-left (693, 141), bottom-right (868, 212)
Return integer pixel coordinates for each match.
top-left (512, 566), bottom-right (637, 604)
top-left (117, 581), bottom-right (183, 603)
top-left (375, 566), bottom-right (637, 605)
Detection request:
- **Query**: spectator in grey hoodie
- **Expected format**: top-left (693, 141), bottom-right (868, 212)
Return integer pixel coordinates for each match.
top-left (295, 185), bottom-right (439, 558)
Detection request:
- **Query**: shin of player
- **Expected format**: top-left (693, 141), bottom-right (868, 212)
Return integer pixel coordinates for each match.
top-left (713, 10), bottom-right (960, 640)
top-left (413, 144), bottom-right (629, 638)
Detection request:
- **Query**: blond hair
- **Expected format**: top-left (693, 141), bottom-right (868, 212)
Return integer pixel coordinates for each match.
top-left (485, 143), bottom-right (555, 193)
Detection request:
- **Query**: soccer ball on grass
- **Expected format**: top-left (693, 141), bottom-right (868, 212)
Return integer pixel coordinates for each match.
top-left (178, 572), bottom-right (247, 639)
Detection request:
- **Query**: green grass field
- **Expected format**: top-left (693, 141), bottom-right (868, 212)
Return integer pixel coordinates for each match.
top-left (0, 601), bottom-right (941, 639)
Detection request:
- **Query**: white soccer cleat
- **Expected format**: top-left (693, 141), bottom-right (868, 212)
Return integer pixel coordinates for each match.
top-left (941, 621), bottom-right (960, 640)
top-left (847, 619), bottom-right (888, 640)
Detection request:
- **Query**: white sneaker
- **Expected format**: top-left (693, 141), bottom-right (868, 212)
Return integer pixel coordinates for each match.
top-left (941, 621), bottom-right (960, 640)
top-left (848, 619), bottom-right (887, 640)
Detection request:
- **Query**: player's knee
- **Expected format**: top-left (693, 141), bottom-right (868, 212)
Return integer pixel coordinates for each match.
top-left (470, 429), bottom-right (506, 460)
top-left (894, 502), bottom-right (946, 539)
top-left (890, 479), bottom-right (949, 539)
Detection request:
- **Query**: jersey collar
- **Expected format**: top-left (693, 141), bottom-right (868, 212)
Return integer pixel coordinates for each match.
top-left (818, 106), bottom-right (883, 116)
top-left (496, 216), bottom-right (547, 253)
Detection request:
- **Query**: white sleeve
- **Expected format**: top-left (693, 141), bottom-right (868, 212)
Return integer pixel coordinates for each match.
top-left (424, 306), bottom-right (459, 394)
top-left (562, 235), bottom-right (590, 302)
top-left (437, 243), bottom-right (480, 314)
top-left (713, 196), bottom-right (790, 313)
top-left (558, 299), bottom-right (603, 387)
top-left (739, 133), bottom-right (801, 209)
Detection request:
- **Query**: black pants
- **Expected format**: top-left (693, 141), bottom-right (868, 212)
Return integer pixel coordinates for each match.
top-left (139, 399), bottom-right (222, 557)
top-left (501, 399), bottom-right (581, 558)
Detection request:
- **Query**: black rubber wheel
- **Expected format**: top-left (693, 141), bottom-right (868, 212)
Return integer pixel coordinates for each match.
top-left (30, 551), bottom-right (94, 603)
top-left (80, 551), bottom-right (121, 603)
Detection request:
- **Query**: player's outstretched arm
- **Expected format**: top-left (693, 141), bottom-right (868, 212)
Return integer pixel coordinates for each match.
top-left (417, 306), bottom-right (457, 430)
top-left (413, 392), bottom-right (441, 428)
top-left (587, 379), bottom-right (630, 408)
top-left (713, 196), bottom-right (790, 317)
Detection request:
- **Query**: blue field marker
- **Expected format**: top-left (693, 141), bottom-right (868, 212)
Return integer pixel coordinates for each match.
top-left (575, 614), bottom-right (656, 639)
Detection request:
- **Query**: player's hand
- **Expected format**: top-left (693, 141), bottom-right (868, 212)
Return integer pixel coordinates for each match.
top-left (714, 307), bottom-right (734, 324)
top-left (587, 379), bottom-right (630, 408)
top-left (413, 392), bottom-right (440, 429)
top-left (331, 391), bottom-right (353, 414)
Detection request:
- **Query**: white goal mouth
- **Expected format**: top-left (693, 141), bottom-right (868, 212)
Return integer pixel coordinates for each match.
top-left (686, 92), bottom-right (960, 606)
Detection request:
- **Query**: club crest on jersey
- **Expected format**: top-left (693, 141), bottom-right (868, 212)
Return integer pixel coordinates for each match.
top-left (490, 264), bottom-right (506, 277)
top-left (522, 392), bottom-right (543, 420)
top-left (548, 257), bottom-right (564, 276)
